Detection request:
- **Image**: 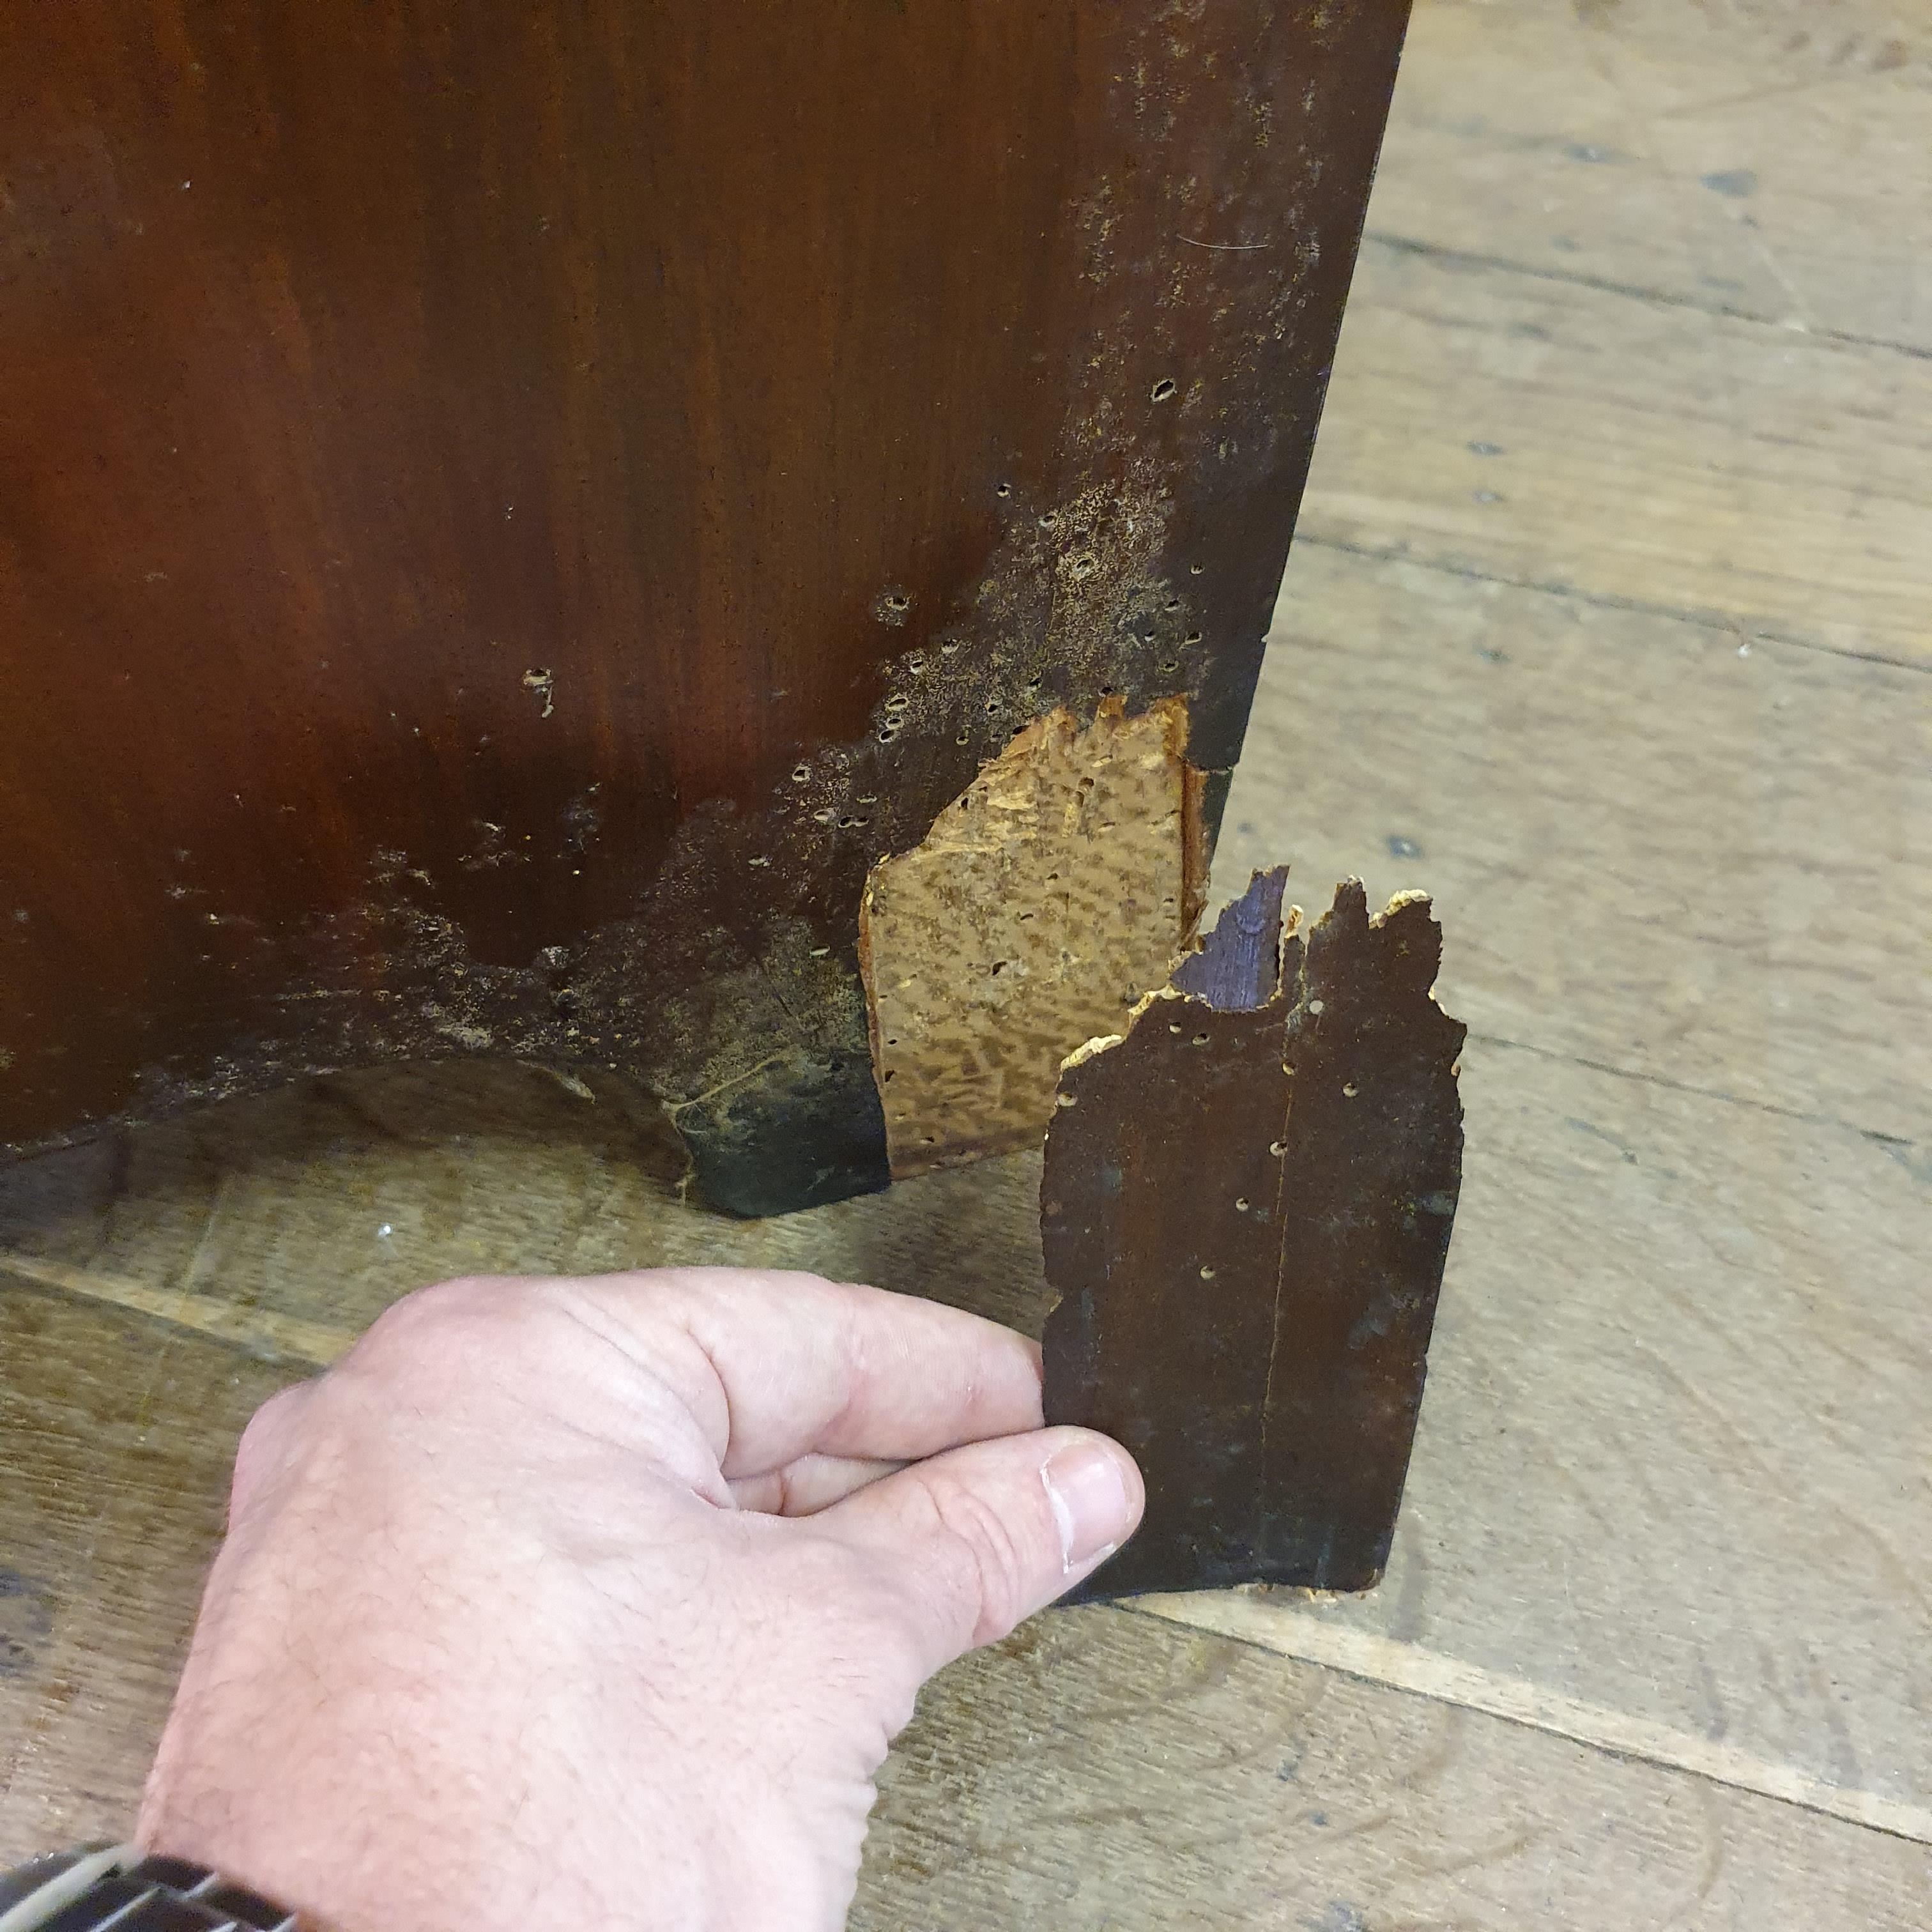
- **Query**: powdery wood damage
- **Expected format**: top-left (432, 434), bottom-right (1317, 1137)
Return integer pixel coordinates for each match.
top-left (1042, 867), bottom-right (1466, 1600)
top-left (857, 698), bottom-right (1206, 1177)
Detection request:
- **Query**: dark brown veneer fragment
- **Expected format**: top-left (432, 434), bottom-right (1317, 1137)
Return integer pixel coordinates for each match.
top-left (1042, 868), bottom-right (1465, 1600)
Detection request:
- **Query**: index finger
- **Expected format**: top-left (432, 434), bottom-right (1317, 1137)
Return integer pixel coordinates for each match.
top-left (555, 1267), bottom-right (1044, 1478)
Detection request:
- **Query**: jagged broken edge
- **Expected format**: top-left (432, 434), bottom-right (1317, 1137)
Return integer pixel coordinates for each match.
top-left (1051, 867), bottom-right (1457, 1079)
top-left (1040, 866), bottom-right (1465, 1597)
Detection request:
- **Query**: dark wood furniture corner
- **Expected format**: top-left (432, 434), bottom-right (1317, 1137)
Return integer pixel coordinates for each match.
top-left (1, 1), bottom-right (1413, 1214)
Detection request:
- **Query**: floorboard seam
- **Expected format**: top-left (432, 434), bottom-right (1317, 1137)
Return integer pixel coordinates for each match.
top-left (0, 1254), bottom-right (344, 1369)
top-left (1460, 1030), bottom-right (1919, 1151)
top-left (1122, 1600), bottom-right (1932, 1845)
top-left (1358, 229), bottom-right (1932, 365)
top-left (1285, 533), bottom-right (1929, 677)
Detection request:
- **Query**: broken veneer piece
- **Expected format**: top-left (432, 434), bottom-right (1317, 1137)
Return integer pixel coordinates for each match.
top-left (1041, 867), bottom-right (1466, 1600)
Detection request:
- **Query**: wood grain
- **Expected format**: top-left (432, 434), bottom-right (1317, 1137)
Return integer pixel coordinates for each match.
top-left (1213, 544), bottom-right (1932, 1146)
top-left (5, 1023), bottom-right (1926, 1832)
top-left (0, 1285), bottom-right (289, 1860)
top-left (7, 1305), bottom-right (1928, 1928)
top-left (1151, 1040), bottom-right (1932, 1813)
top-left (860, 700), bottom-right (1202, 1177)
top-left (1300, 238), bottom-right (1932, 668)
top-left (1376, 1), bottom-right (1932, 355)
top-left (1129, 1597), bottom-right (1932, 1843)
top-left (855, 1607), bottom-right (1932, 1929)
top-left (0, 1062), bottom-right (1054, 1358)
top-left (1042, 877), bottom-right (1466, 1598)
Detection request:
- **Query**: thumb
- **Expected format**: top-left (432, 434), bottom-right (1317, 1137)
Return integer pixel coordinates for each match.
top-left (820, 1426), bottom-right (1144, 1677)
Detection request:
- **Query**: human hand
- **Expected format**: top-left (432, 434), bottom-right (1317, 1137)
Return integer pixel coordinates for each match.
top-left (137, 1268), bottom-right (1144, 1931)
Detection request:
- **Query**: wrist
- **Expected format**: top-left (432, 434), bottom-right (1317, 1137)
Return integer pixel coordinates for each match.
top-left (0, 1843), bottom-right (303, 1929)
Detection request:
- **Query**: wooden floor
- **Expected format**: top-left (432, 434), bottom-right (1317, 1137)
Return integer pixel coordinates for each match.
top-left (4, 1), bottom-right (1929, 1922)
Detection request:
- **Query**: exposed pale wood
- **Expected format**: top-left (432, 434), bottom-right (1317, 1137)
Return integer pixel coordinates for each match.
top-left (855, 1608), bottom-right (1932, 1929)
top-left (860, 700), bottom-right (1200, 1177)
top-left (1301, 239), bottom-right (1932, 667)
top-left (1374, 1), bottom-right (1932, 355)
top-left (1214, 544), bottom-right (1932, 1144)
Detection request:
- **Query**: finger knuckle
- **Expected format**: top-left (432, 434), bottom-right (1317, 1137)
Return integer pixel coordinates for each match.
top-left (230, 1381), bottom-right (313, 1509)
top-left (348, 1276), bottom-right (526, 1379)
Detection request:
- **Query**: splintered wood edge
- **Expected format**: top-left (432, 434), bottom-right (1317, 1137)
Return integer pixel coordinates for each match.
top-left (1053, 875), bottom-right (1446, 1084)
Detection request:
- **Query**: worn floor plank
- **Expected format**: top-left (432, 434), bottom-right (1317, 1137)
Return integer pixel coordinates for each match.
top-left (1301, 240), bottom-right (1932, 666)
top-left (856, 1608), bottom-right (1932, 1931)
top-left (1373, 1), bottom-right (1932, 356)
top-left (0, 1285), bottom-right (290, 1860)
top-left (1214, 544), bottom-right (1931, 1144)
top-left (0, 1064), bottom-right (1051, 1354)
top-left (1127, 1597), bottom-right (1932, 1844)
